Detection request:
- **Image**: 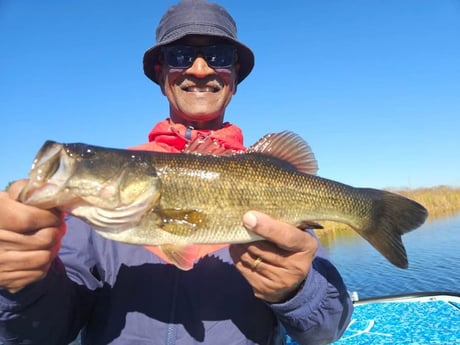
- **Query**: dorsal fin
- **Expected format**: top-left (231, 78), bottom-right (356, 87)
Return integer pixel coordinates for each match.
top-left (247, 131), bottom-right (318, 175)
top-left (183, 130), bottom-right (318, 175)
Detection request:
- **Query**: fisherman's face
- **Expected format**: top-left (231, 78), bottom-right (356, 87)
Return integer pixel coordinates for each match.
top-left (155, 35), bottom-right (239, 130)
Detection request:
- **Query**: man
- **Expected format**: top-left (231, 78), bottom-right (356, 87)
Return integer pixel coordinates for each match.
top-left (0, 1), bottom-right (352, 344)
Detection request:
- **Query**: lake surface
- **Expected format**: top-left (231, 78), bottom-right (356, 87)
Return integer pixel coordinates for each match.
top-left (320, 214), bottom-right (460, 299)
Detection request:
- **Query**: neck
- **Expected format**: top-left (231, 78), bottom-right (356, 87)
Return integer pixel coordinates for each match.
top-left (169, 114), bottom-right (225, 131)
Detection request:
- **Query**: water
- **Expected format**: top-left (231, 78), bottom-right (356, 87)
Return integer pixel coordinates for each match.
top-left (321, 214), bottom-right (460, 299)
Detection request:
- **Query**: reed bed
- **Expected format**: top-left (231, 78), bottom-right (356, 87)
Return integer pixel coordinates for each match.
top-left (389, 186), bottom-right (460, 220)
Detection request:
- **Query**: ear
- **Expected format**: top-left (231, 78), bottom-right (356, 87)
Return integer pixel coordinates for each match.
top-left (154, 64), bottom-right (166, 95)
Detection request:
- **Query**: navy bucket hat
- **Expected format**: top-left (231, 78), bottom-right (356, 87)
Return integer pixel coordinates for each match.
top-left (143, 0), bottom-right (255, 85)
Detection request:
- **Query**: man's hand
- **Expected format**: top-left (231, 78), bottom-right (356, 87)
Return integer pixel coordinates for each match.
top-left (0, 180), bottom-right (65, 293)
top-left (229, 211), bottom-right (318, 303)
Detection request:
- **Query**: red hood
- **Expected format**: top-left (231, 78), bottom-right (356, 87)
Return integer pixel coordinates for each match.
top-left (131, 118), bottom-right (246, 152)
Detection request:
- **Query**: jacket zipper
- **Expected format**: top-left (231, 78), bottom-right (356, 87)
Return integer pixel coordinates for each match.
top-left (165, 269), bottom-right (180, 345)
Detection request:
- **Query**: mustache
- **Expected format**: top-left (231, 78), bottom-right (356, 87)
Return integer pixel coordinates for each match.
top-left (177, 76), bottom-right (225, 91)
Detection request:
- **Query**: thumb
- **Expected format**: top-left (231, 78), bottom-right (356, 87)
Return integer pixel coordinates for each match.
top-left (7, 179), bottom-right (29, 200)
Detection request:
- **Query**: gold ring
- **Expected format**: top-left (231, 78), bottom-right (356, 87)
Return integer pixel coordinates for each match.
top-left (252, 257), bottom-right (263, 270)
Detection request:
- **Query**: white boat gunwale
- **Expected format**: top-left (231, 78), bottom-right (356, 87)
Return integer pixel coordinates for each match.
top-left (352, 291), bottom-right (460, 305)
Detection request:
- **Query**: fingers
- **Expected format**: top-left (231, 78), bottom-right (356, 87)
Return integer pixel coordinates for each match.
top-left (230, 241), bottom-right (307, 278)
top-left (230, 211), bottom-right (319, 303)
top-left (0, 224), bottom-right (65, 293)
top-left (0, 249), bottom-right (55, 272)
top-left (0, 180), bottom-right (66, 292)
top-left (0, 272), bottom-right (45, 294)
top-left (231, 241), bottom-right (290, 268)
top-left (6, 179), bottom-right (28, 199)
top-left (243, 211), bottom-right (316, 253)
top-left (0, 225), bottom-right (65, 251)
top-left (0, 184), bottom-right (62, 233)
top-left (0, 266), bottom-right (54, 294)
top-left (230, 242), bottom-right (307, 303)
top-left (0, 239), bottom-right (62, 293)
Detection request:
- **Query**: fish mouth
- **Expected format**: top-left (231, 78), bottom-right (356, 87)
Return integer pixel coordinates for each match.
top-left (18, 141), bottom-right (74, 208)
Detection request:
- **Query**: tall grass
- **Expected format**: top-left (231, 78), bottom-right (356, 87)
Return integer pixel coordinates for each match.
top-left (388, 186), bottom-right (460, 220)
top-left (316, 185), bottom-right (460, 235)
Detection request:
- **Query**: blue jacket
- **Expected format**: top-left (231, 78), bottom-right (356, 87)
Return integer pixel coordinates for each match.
top-left (0, 215), bottom-right (352, 344)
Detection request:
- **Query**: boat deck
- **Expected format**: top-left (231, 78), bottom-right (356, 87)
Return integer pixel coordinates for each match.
top-left (286, 292), bottom-right (460, 344)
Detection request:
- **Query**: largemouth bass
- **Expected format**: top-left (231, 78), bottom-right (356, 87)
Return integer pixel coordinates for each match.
top-left (19, 131), bottom-right (428, 270)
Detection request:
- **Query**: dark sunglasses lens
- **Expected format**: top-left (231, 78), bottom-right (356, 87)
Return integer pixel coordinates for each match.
top-left (165, 46), bottom-right (196, 68)
top-left (203, 45), bottom-right (236, 68)
top-left (164, 45), bottom-right (236, 68)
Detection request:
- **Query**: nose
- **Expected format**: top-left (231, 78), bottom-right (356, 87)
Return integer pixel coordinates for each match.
top-left (185, 56), bottom-right (215, 78)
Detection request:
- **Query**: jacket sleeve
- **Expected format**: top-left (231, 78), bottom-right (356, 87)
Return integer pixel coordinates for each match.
top-left (269, 236), bottom-right (353, 345)
top-left (0, 218), bottom-right (99, 345)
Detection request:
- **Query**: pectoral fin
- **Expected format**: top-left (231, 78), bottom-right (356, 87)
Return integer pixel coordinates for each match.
top-left (158, 244), bottom-right (202, 270)
top-left (157, 208), bottom-right (207, 235)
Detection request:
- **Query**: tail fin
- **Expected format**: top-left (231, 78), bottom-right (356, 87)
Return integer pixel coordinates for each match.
top-left (357, 189), bottom-right (428, 268)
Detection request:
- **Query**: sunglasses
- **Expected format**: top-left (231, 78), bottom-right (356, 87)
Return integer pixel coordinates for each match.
top-left (162, 44), bottom-right (237, 69)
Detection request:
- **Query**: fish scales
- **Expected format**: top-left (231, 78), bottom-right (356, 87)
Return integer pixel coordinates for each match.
top-left (147, 152), bottom-right (377, 244)
top-left (18, 131), bottom-right (428, 269)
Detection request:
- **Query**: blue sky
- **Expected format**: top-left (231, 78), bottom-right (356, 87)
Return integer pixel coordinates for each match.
top-left (1, 0), bottom-right (459, 190)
